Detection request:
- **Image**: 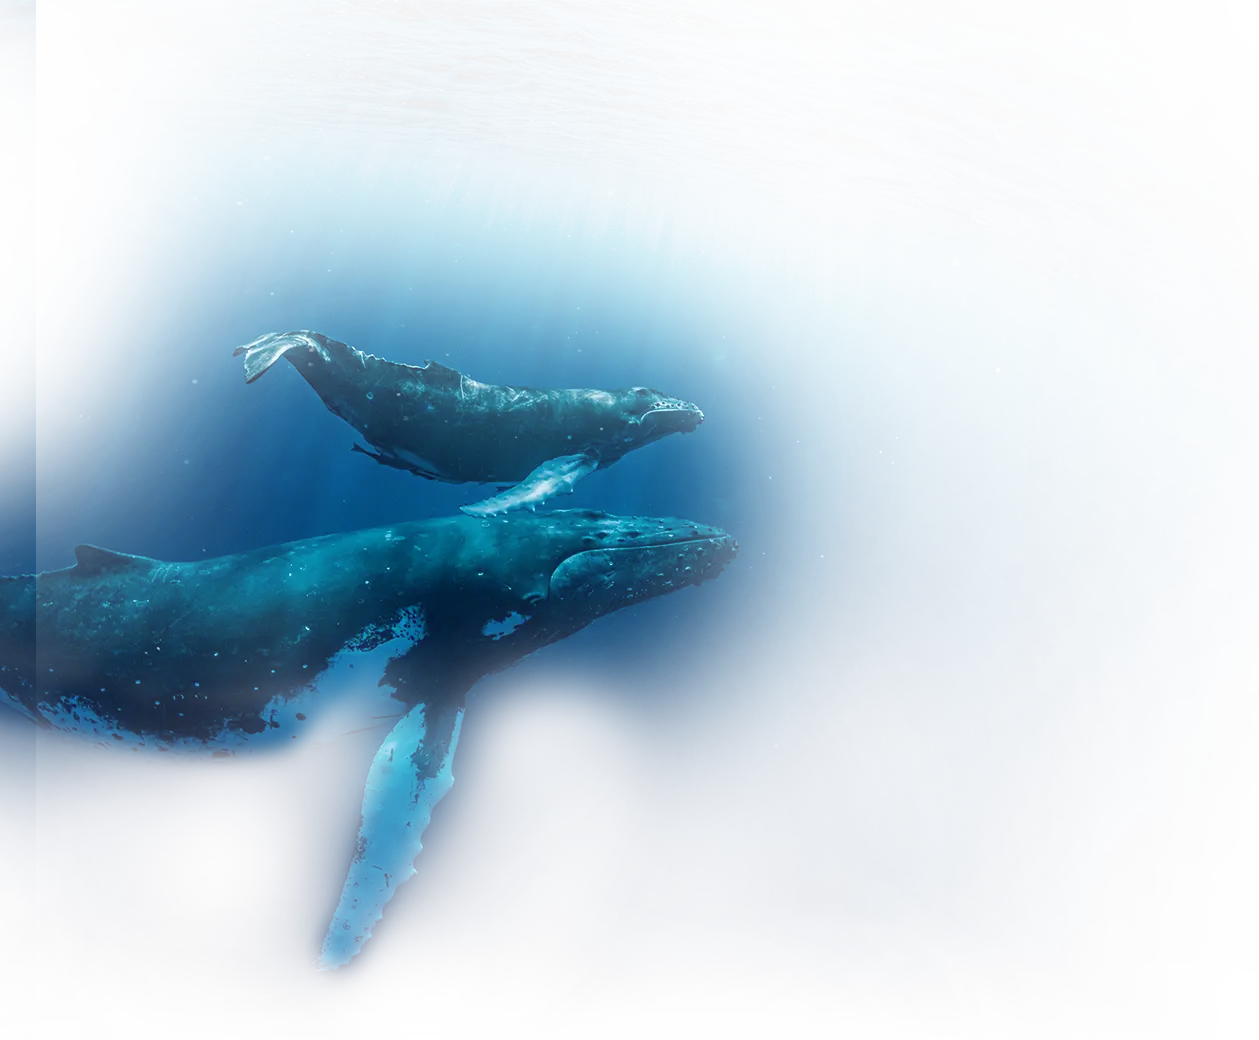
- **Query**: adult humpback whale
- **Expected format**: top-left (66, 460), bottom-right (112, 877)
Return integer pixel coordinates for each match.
top-left (233, 330), bottom-right (704, 516)
top-left (0, 510), bottom-right (736, 967)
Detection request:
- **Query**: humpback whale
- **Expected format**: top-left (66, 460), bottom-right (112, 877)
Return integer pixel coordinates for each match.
top-left (0, 510), bottom-right (736, 967)
top-left (233, 331), bottom-right (704, 516)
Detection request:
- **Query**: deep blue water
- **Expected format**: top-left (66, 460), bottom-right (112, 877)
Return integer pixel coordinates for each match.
top-left (2, 2), bottom-right (1259, 1037)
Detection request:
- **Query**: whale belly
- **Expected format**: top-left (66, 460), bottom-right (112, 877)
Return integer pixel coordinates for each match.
top-left (0, 632), bottom-right (417, 760)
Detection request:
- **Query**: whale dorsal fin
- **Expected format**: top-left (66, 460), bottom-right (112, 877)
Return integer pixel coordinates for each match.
top-left (73, 545), bottom-right (156, 575)
top-left (414, 358), bottom-right (464, 391)
top-left (333, 349), bottom-right (465, 391)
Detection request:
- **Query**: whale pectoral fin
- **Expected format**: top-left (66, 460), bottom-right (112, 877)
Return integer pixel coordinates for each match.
top-left (351, 442), bottom-right (447, 481)
top-left (459, 453), bottom-right (599, 517)
top-left (350, 441), bottom-right (397, 468)
top-left (319, 700), bottom-right (464, 969)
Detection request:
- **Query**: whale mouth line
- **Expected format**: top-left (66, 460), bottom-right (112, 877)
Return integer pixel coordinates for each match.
top-left (606, 534), bottom-right (723, 551)
top-left (548, 533), bottom-right (737, 594)
top-left (579, 533), bottom-right (729, 554)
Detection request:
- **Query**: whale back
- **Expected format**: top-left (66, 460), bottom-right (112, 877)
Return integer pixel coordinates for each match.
top-left (18, 531), bottom-right (388, 743)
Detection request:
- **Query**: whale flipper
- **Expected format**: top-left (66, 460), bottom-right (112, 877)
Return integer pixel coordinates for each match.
top-left (350, 441), bottom-right (419, 474)
top-left (233, 331), bottom-right (322, 383)
top-left (319, 700), bottom-right (464, 969)
top-left (459, 453), bottom-right (599, 517)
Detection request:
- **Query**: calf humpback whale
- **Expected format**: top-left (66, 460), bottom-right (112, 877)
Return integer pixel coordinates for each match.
top-left (0, 510), bottom-right (736, 967)
top-left (233, 330), bottom-right (704, 516)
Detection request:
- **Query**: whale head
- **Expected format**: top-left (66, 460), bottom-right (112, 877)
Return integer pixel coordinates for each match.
top-left (536, 509), bottom-right (735, 623)
top-left (443, 506), bottom-right (735, 684)
top-left (611, 387), bottom-right (705, 452)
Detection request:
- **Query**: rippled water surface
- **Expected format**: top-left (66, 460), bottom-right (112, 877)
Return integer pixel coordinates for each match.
top-left (2, 0), bottom-right (1259, 377)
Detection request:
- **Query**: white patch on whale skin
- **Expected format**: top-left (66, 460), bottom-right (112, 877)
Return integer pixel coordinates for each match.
top-left (36, 614), bottom-right (427, 755)
top-left (480, 612), bottom-right (529, 640)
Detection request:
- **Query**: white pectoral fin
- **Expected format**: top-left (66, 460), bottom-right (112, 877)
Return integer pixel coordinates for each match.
top-left (459, 453), bottom-right (598, 517)
top-left (319, 701), bottom-right (464, 969)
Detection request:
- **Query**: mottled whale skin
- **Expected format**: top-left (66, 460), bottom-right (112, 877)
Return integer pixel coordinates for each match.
top-left (0, 510), bottom-right (737, 967)
top-left (233, 330), bottom-right (704, 515)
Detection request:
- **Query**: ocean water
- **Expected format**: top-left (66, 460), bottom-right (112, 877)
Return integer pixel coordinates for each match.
top-left (3, 2), bottom-right (1259, 1038)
